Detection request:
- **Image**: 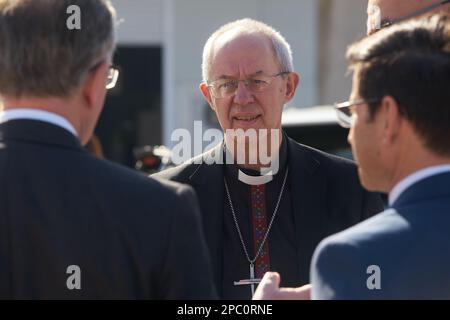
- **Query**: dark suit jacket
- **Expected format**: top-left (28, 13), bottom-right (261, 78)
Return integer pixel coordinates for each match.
top-left (311, 172), bottom-right (450, 299)
top-left (0, 119), bottom-right (216, 299)
top-left (153, 136), bottom-right (384, 297)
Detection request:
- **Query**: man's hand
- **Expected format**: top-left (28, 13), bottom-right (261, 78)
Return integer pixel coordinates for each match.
top-left (252, 272), bottom-right (312, 300)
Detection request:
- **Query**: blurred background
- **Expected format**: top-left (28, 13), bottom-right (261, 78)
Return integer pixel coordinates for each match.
top-left (97, 0), bottom-right (368, 171)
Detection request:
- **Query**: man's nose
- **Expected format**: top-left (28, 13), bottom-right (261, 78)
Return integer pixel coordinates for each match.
top-left (233, 81), bottom-right (254, 105)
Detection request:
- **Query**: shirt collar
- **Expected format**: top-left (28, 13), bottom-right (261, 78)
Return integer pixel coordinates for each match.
top-left (0, 108), bottom-right (78, 137)
top-left (224, 132), bottom-right (288, 184)
top-left (389, 164), bottom-right (450, 206)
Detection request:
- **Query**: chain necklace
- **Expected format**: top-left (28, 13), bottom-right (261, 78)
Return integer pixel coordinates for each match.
top-left (224, 167), bottom-right (289, 294)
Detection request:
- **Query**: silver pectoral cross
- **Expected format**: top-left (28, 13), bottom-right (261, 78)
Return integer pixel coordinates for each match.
top-left (233, 263), bottom-right (262, 296)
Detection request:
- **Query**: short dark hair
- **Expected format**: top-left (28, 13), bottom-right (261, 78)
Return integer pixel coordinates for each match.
top-left (0, 0), bottom-right (116, 98)
top-left (347, 13), bottom-right (450, 156)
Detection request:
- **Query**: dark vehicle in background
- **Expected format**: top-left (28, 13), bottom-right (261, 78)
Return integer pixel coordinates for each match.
top-left (282, 105), bottom-right (353, 160)
top-left (133, 145), bottom-right (174, 175)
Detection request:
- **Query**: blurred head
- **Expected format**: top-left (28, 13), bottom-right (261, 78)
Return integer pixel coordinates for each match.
top-left (346, 14), bottom-right (450, 191)
top-left (199, 19), bottom-right (299, 163)
top-left (0, 0), bottom-right (117, 144)
top-left (367, 0), bottom-right (450, 35)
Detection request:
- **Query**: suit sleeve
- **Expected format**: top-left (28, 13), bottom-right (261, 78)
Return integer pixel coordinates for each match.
top-left (310, 239), bottom-right (373, 300)
top-left (159, 185), bottom-right (218, 299)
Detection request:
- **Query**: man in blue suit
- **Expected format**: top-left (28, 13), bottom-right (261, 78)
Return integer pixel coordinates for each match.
top-left (254, 13), bottom-right (450, 299)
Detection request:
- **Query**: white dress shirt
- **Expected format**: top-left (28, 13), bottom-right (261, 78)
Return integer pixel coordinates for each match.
top-left (389, 165), bottom-right (450, 206)
top-left (0, 108), bottom-right (78, 137)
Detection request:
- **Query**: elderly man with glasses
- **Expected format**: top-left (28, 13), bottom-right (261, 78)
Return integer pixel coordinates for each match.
top-left (255, 13), bottom-right (450, 300)
top-left (153, 18), bottom-right (384, 300)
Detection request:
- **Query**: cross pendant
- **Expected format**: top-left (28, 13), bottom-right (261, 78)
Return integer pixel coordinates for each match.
top-left (233, 263), bottom-right (262, 296)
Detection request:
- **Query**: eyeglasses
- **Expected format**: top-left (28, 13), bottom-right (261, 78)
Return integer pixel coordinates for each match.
top-left (89, 61), bottom-right (119, 90)
top-left (106, 65), bottom-right (119, 90)
top-left (372, 0), bottom-right (450, 34)
top-left (334, 98), bottom-right (379, 128)
top-left (206, 71), bottom-right (290, 99)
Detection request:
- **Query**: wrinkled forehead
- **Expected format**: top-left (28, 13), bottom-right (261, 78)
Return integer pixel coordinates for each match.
top-left (367, 1), bottom-right (383, 33)
top-left (209, 31), bottom-right (279, 80)
top-left (367, 0), bottom-right (440, 32)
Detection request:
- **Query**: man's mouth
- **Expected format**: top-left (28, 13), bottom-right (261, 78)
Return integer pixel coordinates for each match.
top-left (233, 115), bottom-right (261, 122)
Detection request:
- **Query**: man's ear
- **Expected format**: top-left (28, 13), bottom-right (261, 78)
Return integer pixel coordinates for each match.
top-left (82, 62), bottom-right (108, 110)
top-left (284, 72), bottom-right (300, 102)
top-left (199, 82), bottom-right (215, 111)
top-left (380, 95), bottom-right (402, 146)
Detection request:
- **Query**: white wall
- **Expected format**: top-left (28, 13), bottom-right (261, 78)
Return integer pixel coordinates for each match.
top-left (111, 0), bottom-right (163, 45)
top-left (318, 0), bottom-right (367, 105)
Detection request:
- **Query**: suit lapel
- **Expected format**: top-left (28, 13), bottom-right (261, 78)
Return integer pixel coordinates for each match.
top-left (187, 142), bottom-right (225, 293)
top-left (287, 138), bottom-right (327, 282)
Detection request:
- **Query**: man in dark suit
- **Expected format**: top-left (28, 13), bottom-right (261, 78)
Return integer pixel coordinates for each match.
top-left (254, 13), bottom-right (450, 300)
top-left (0, 0), bottom-right (215, 299)
top-left (153, 18), bottom-right (384, 299)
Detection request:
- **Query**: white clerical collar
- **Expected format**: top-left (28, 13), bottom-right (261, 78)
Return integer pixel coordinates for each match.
top-left (0, 108), bottom-right (78, 137)
top-left (389, 165), bottom-right (450, 206)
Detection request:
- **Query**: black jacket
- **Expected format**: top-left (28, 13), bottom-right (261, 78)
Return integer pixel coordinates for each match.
top-left (0, 119), bottom-right (216, 299)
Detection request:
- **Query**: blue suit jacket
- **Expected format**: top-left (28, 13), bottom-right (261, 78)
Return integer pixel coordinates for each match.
top-left (153, 136), bottom-right (384, 298)
top-left (311, 172), bottom-right (450, 299)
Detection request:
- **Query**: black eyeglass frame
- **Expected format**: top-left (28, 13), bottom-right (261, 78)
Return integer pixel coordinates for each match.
top-left (88, 61), bottom-right (119, 90)
top-left (333, 98), bottom-right (380, 128)
top-left (206, 71), bottom-right (291, 99)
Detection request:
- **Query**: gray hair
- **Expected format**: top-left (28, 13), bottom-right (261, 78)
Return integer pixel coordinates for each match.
top-left (201, 18), bottom-right (294, 83)
top-left (0, 0), bottom-right (116, 98)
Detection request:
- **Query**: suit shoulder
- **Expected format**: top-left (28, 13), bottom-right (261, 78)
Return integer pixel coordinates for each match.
top-left (288, 138), bottom-right (355, 168)
top-left (151, 147), bottom-right (216, 183)
top-left (315, 209), bottom-right (406, 259)
top-left (311, 208), bottom-right (447, 299)
top-left (152, 161), bottom-right (198, 183)
top-left (83, 155), bottom-right (195, 203)
top-left (289, 139), bottom-right (358, 182)
top-left (310, 212), bottom-right (395, 299)
top-left (296, 142), bottom-right (356, 170)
